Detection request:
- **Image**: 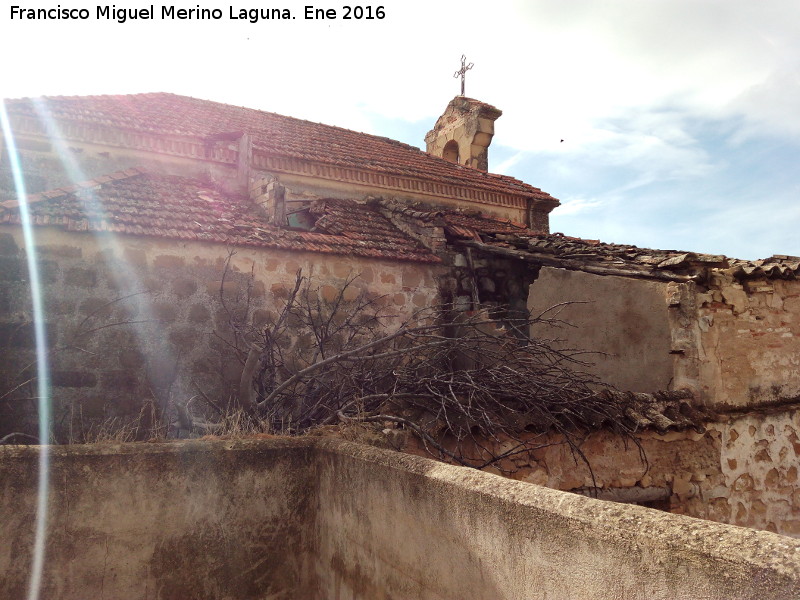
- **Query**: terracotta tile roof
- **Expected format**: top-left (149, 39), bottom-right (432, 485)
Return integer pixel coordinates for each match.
top-left (0, 169), bottom-right (439, 263)
top-left (3, 93), bottom-right (558, 205)
top-left (442, 210), bottom-right (530, 236)
top-left (592, 390), bottom-right (711, 434)
top-left (425, 207), bottom-right (796, 281)
top-left (376, 201), bottom-right (800, 281)
top-left (518, 389), bottom-right (711, 434)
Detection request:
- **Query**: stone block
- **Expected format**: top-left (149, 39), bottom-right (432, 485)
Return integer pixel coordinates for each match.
top-left (34, 244), bottom-right (81, 259)
top-left (123, 247), bottom-right (148, 267)
top-left (169, 326), bottom-right (199, 353)
top-left (252, 309), bottom-right (274, 329)
top-left (142, 276), bottom-right (165, 293)
top-left (283, 260), bottom-right (301, 276)
top-left (152, 303), bottom-right (179, 323)
top-left (118, 348), bottom-right (145, 369)
top-left (50, 370), bottom-right (98, 388)
top-left (188, 304), bottom-right (211, 324)
top-left (765, 468), bottom-right (780, 488)
top-left (321, 285), bottom-right (339, 303)
top-left (732, 473), bottom-right (755, 492)
top-left (413, 293), bottom-right (429, 308)
top-left (36, 259), bottom-right (59, 284)
top-left (65, 267), bottom-right (97, 288)
top-left (721, 286), bottom-right (748, 314)
top-left (0, 234), bottom-right (18, 256)
top-left (342, 286), bottom-right (360, 302)
top-left (332, 261), bottom-right (352, 279)
top-left (76, 396), bottom-right (107, 419)
top-left (0, 256), bottom-right (22, 281)
top-left (207, 279), bottom-right (239, 297)
top-left (271, 283), bottom-right (290, 299)
top-left (0, 322), bottom-right (35, 348)
top-left (101, 370), bottom-right (139, 390)
top-left (357, 267), bottom-right (374, 284)
top-left (79, 297), bottom-right (114, 318)
top-left (47, 298), bottom-right (76, 316)
top-left (171, 278), bottom-right (198, 299)
top-left (251, 280), bottom-right (266, 298)
top-left (401, 269), bottom-right (422, 289)
top-left (113, 304), bottom-right (138, 321)
top-left (753, 448), bottom-right (772, 462)
top-left (153, 254), bottom-right (185, 269)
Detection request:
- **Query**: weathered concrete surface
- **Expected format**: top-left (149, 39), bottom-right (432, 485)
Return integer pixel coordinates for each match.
top-left (527, 267), bottom-right (674, 392)
top-left (311, 439), bottom-right (800, 600)
top-left (314, 439), bottom-right (800, 599)
top-left (0, 438), bottom-right (316, 600)
top-left (2, 438), bottom-right (799, 599)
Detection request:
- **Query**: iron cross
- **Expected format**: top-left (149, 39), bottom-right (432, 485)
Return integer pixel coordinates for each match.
top-left (453, 55), bottom-right (473, 96)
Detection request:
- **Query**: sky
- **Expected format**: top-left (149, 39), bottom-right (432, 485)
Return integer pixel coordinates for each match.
top-left (2, 0), bottom-right (799, 260)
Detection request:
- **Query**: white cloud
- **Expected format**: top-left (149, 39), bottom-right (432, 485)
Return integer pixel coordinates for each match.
top-left (551, 197), bottom-right (604, 217)
top-left (4, 0), bottom-right (800, 258)
top-left (492, 151), bottom-right (525, 175)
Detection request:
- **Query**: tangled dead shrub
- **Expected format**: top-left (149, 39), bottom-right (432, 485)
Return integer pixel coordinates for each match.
top-left (191, 268), bottom-right (656, 478)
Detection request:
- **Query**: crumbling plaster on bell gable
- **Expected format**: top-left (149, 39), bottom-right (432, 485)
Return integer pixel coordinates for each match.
top-left (424, 97), bottom-right (502, 172)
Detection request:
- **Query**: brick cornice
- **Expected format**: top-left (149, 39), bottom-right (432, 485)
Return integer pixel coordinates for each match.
top-left (7, 114), bottom-right (551, 211)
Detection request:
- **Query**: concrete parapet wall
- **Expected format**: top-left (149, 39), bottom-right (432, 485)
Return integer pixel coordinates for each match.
top-left (314, 439), bottom-right (800, 600)
top-left (2, 438), bottom-right (799, 599)
top-left (0, 438), bottom-right (317, 600)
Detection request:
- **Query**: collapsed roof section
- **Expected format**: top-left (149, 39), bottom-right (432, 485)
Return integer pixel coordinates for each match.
top-left (377, 198), bottom-right (800, 283)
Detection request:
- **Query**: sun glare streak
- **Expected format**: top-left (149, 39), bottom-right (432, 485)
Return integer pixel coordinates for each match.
top-left (1, 104), bottom-right (51, 600)
top-left (29, 98), bottom-right (158, 353)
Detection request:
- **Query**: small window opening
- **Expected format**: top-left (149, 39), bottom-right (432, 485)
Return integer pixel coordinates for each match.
top-left (286, 207), bottom-right (317, 231)
top-left (443, 140), bottom-right (460, 164)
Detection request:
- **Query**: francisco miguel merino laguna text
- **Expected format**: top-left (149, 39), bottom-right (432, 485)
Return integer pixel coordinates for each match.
top-left (9, 4), bottom-right (386, 23)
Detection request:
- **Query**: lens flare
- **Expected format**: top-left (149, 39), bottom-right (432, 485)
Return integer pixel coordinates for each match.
top-left (1, 103), bottom-right (51, 600)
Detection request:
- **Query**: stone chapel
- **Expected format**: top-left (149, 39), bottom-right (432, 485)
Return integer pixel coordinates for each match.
top-left (2, 91), bottom-right (800, 536)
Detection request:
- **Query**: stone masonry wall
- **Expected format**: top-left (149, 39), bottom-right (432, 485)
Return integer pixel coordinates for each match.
top-left (402, 408), bottom-right (800, 537)
top-left (697, 273), bottom-right (800, 410)
top-left (0, 226), bottom-right (442, 441)
top-left (710, 408), bottom-right (800, 536)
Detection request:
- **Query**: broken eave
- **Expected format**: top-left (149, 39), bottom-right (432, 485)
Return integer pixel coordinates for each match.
top-left (457, 239), bottom-right (703, 283)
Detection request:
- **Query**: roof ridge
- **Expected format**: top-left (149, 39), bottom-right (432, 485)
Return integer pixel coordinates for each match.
top-left (0, 167), bottom-right (145, 210)
top-left (2, 93), bottom-right (559, 205)
top-left (4, 92), bottom-right (424, 152)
